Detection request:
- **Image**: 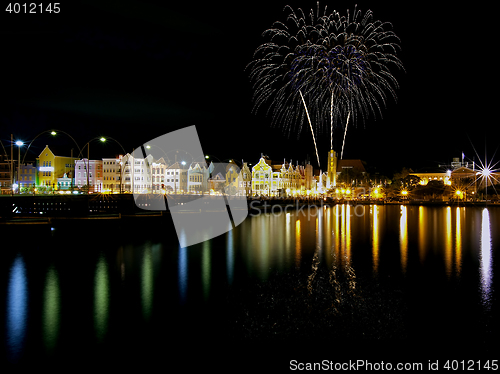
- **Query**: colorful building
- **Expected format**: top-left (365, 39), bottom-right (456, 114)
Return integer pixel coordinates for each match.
top-left (102, 156), bottom-right (124, 193)
top-left (17, 163), bottom-right (37, 189)
top-left (74, 159), bottom-right (103, 192)
top-left (251, 156), bottom-right (273, 196)
top-left (36, 145), bottom-right (78, 189)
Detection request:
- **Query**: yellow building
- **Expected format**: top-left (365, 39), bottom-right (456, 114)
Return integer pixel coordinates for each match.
top-left (251, 156), bottom-right (273, 196)
top-left (251, 156), bottom-right (307, 197)
top-left (37, 145), bottom-right (78, 189)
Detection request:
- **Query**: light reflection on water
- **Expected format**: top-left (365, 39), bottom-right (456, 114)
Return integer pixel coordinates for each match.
top-left (480, 208), bottom-right (493, 309)
top-left (94, 253), bottom-right (109, 341)
top-left (6, 255), bottom-right (27, 362)
top-left (2, 204), bottom-right (498, 362)
top-left (43, 266), bottom-right (60, 353)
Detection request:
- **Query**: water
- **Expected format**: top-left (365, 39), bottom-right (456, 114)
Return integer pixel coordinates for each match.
top-left (1, 205), bottom-right (498, 367)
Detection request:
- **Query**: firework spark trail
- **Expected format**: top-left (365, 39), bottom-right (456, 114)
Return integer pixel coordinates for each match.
top-left (341, 111), bottom-right (350, 160)
top-left (248, 3), bottom-right (403, 166)
top-left (300, 90), bottom-right (320, 167)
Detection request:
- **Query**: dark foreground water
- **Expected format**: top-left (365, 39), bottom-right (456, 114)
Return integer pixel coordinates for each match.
top-left (1, 204), bottom-right (498, 368)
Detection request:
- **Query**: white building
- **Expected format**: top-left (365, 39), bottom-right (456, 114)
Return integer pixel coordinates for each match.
top-left (151, 157), bottom-right (167, 193)
top-left (132, 154), bottom-right (153, 194)
top-left (165, 161), bottom-right (187, 193)
top-left (121, 153), bottom-right (133, 193)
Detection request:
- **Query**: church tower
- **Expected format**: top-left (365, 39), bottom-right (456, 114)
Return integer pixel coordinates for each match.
top-left (327, 150), bottom-right (337, 189)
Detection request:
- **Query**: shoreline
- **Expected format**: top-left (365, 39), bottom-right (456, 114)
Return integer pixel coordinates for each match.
top-left (0, 195), bottom-right (497, 225)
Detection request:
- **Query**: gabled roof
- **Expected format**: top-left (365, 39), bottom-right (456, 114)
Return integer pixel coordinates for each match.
top-left (452, 166), bottom-right (476, 174)
top-left (153, 157), bottom-right (167, 165)
top-left (189, 162), bottom-right (206, 171)
top-left (37, 145), bottom-right (79, 159)
top-left (209, 172), bottom-right (225, 181)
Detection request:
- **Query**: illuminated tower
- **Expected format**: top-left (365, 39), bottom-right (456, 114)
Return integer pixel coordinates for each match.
top-left (327, 150), bottom-right (337, 189)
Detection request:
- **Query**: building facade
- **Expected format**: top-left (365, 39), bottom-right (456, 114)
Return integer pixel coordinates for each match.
top-left (17, 163), bottom-right (37, 190)
top-left (240, 162), bottom-right (252, 196)
top-left (37, 146), bottom-right (78, 189)
top-left (251, 156), bottom-right (273, 196)
top-left (151, 157), bottom-right (167, 193)
top-left (74, 159), bottom-right (103, 192)
top-left (165, 162), bottom-right (187, 193)
top-left (102, 156), bottom-right (124, 193)
top-left (187, 162), bottom-right (209, 193)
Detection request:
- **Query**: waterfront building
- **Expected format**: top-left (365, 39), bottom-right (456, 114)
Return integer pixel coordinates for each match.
top-left (151, 157), bottom-right (167, 193)
top-left (290, 162), bottom-right (304, 194)
top-left (132, 155), bottom-right (153, 194)
top-left (120, 153), bottom-right (133, 193)
top-left (208, 172), bottom-right (225, 193)
top-left (251, 156), bottom-right (273, 196)
top-left (165, 162), bottom-right (187, 193)
top-left (57, 173), bottom-right (73, 191)
top-left (410, 169), bottom-right (450, 186)
top-left (74, 159), bottom-right (103, 192)
top-left (102, 156), bottom-right (124, 193)
top-left (0, 154), bottom-right (12, 193)
top-left (187, 162), bottom-right (209, 193)
top-left (16, 163), bottom-right (37, 190)
top-left (37, 146), bottom-right (78, 190)
top-left (240, 162), bottom-right (252, 196)
top-left (225, 162), bottom-right (241, 195)
top-left (304, 163), bottom-right (314, 191)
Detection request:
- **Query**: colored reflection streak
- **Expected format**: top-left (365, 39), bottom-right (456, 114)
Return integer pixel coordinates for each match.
top-left (178, 246), bottom-right (188, 305)
top-left (202, 241), bottom-right (211, 301)
top-left (341, 204), bottom-right (351, 265)
top-left (372, 205), bottom-right (380, 274)
top-left (142, 247), bottom-right (153, 320)
top-left (6, 255), bottom-right (28, 361)
top-left (418, 206), bottom-right (426, 263)
top-left (94, 254), bottom-right (109, 341)
top-left (455, 207), bottom-right (462, 275)
top-left (295, 218), bottom-right (301, 267)
top-left (442, 207), bottom-right (452, 277)
top-left (480, 208), bottom-right (492, 309)
top-left (400, 206), bottom-right (408, 274)
top-left (43, 266), bottom-right (60, 353)
top-left (226, 229), bottom-right (234, 286)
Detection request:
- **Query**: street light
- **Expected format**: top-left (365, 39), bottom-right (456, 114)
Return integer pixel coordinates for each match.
top-left (15, 141), bottom-right (23, 194)
top-left (97, 136), bottom-right (126, 193)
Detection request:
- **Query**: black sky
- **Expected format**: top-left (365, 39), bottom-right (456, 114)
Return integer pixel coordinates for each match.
top-left (1, 0), bottom-right (498, 175)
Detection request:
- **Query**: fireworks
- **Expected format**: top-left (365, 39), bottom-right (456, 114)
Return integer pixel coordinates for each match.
top-left (248, 3), bottom-right (403, 164)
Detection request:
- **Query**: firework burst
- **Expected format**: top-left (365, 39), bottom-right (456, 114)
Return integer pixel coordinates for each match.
top-left (248, 3), bottom-right (403, 164)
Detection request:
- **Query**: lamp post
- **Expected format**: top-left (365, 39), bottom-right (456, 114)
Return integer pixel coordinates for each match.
top-left (22, 129), bottom-right (82, 193)
top-left (78, 136), bottom-right (127, 194)
top-left (98, 136), bottom-right (126, 194)
top-left (15, 141), bottom-right (23, 194)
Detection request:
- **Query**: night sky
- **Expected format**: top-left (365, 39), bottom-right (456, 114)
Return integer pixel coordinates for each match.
top-left (1, 1), bottom-right (498, 175)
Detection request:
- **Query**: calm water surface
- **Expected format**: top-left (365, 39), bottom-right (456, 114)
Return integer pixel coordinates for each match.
top-left (1, 204), bottom-right (498, 366)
